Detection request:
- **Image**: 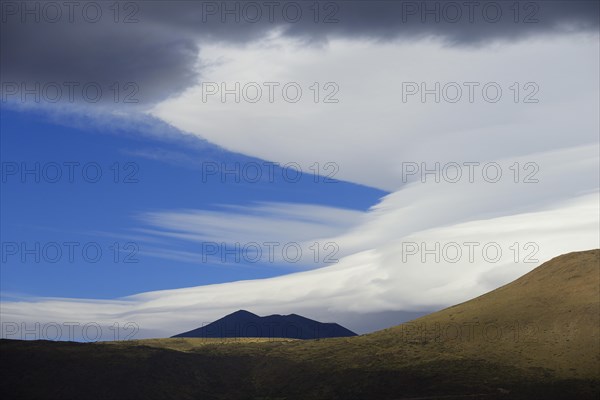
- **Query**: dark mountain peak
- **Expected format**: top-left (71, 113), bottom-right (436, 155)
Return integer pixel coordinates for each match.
top-left (172, 311), bottom-right (357, 339)
top-left (230, 310), bottom-right (257, 317)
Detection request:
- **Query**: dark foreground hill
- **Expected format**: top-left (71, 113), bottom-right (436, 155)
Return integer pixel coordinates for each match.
top-left (1, 250), bottom-right (599, 400)
top-left (172, 309), bottom-right (357, 339)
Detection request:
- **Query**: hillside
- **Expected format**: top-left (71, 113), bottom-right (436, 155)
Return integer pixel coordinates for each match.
top-left (367, 249), bottom-right (600, 378)
top-left (1, 249), bottom-right (598, 399)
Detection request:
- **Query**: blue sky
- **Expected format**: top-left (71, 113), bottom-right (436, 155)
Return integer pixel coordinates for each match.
top-left (1, 107), bottom-right (386, 299)
top-left (0, 1), bottom-right (598, 339)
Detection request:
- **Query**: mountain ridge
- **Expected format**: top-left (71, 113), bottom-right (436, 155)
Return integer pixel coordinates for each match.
top-left (172, 309), bottom-right (358, 339)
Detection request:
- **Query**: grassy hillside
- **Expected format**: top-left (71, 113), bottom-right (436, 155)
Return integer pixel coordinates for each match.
top-left (368, 249), bottom-right (600, 379)
top-left (1, 250), bottom-right (599, 399)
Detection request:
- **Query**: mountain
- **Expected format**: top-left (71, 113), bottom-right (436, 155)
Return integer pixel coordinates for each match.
top-left (171, 309), bottom-right (357, 339)
top-left (1, 249), bottom-right (598, 399)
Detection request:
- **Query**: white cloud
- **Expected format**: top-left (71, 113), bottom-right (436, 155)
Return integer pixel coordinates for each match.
top-left (3, 33), bottom-right (598, 339)
top-left (151, 32), bottom-right (599, 191)
top-left (140, 202), bottom-right (365, 244)
top-left (136, 202), bottom-right (366, 267)
top-left (2, 146), bottom-right (597, 339)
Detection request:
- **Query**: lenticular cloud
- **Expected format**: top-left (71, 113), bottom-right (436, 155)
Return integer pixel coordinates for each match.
top-left (2, 33), bottom-right (598, 339)
top-left (2, 144), bottom-right (597, 339)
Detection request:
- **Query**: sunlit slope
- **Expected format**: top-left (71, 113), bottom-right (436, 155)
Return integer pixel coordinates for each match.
top-left (368, 249), bottom-right (600, 378)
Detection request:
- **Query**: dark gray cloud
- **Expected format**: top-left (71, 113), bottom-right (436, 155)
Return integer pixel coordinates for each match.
top-left (1, 0), bottom-right (598, 108)
top-left (1, 17), bottom-right (199, 107)
top-left (150, 0), bottom-right (599, 44)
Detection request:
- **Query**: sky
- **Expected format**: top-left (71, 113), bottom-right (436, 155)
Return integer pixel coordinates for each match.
top-left (0, 0), bottom-right (599, 340)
